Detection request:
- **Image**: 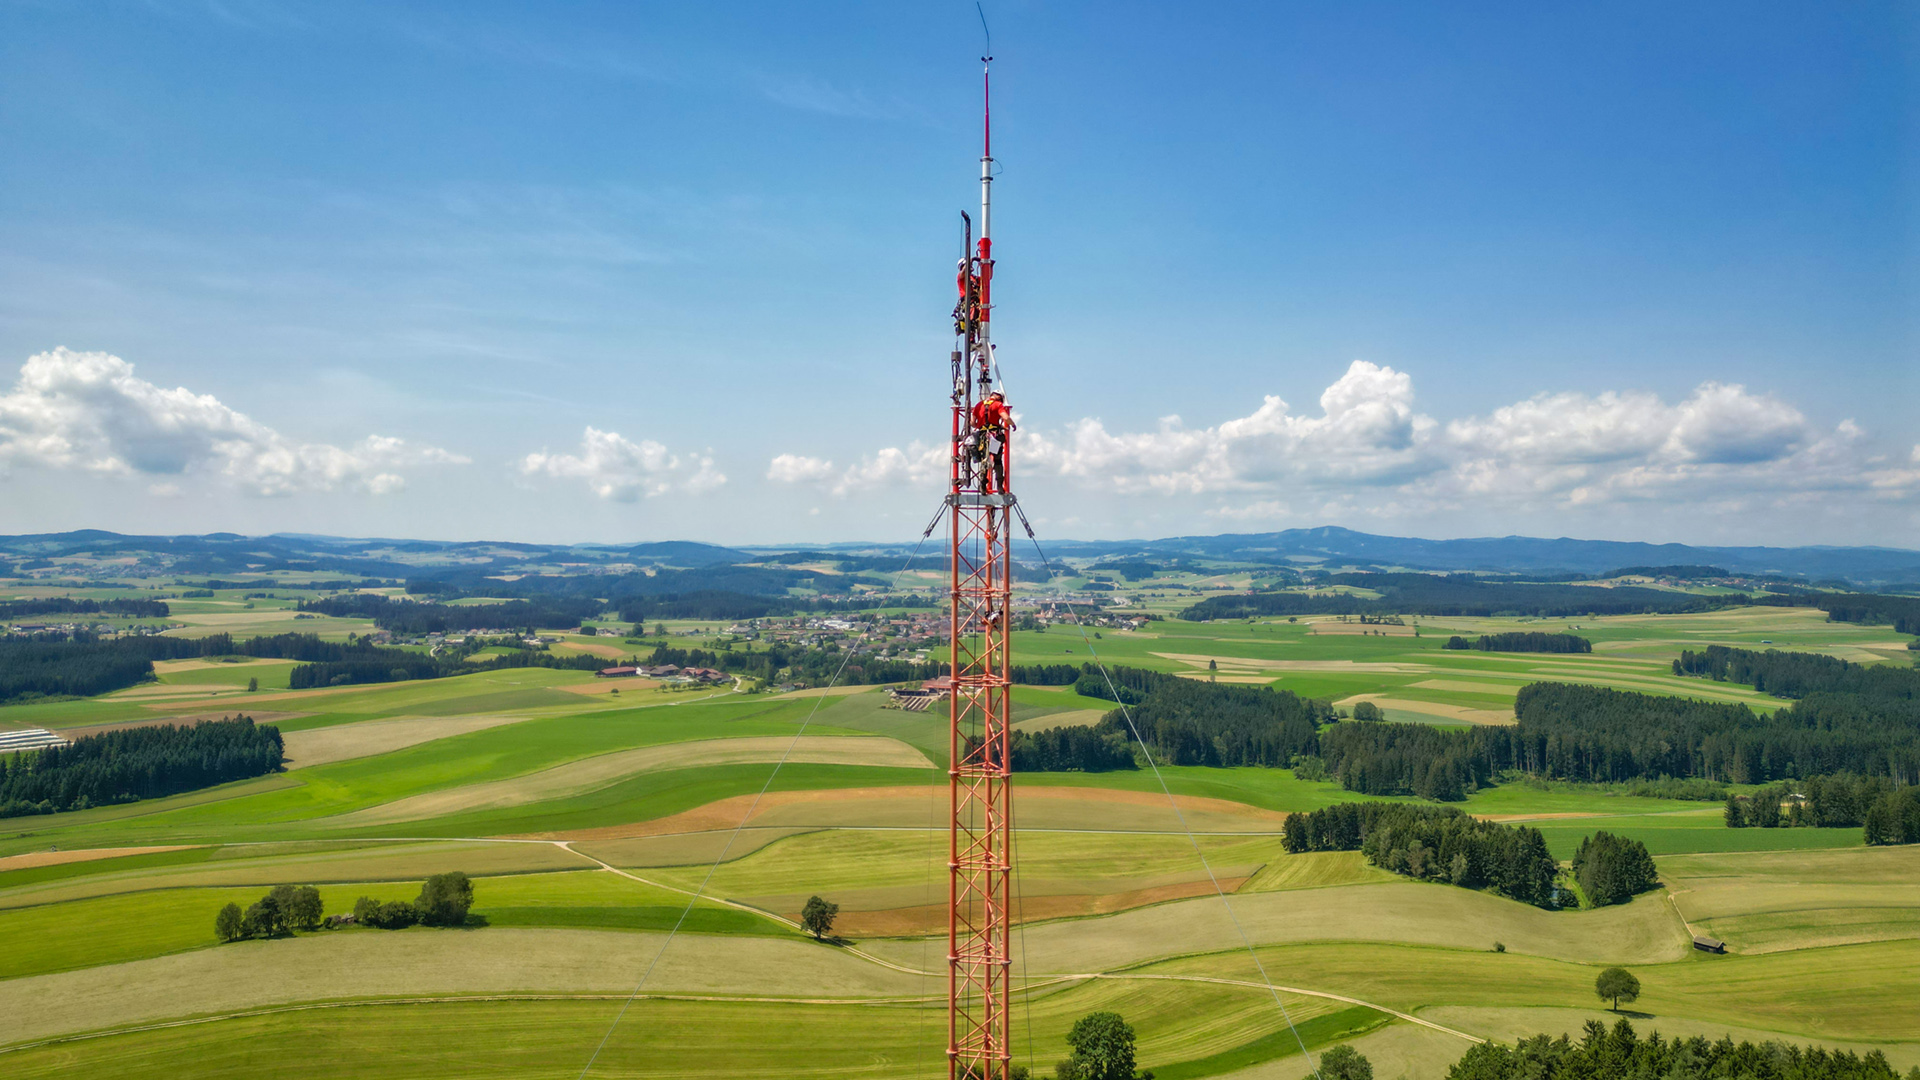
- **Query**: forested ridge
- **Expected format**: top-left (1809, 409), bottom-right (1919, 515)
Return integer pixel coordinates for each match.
top-left (0, 597), bottom-right (170, 619)
top-left (1180, 575), bottom-right (1723, 620)
top-left (0, 716), bottom-right (281, 817)
top-left (1281, 802), bottom-right (1560, 907)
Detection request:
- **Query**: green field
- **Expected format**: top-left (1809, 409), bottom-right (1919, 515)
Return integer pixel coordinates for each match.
top-left (1, 602), bottom-right (1915, 1078)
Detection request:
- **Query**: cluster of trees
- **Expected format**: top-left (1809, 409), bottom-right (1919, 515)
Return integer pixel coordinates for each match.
top-left (1722, 773), bottom-right (1899, 829)
top-left (1443, 632), bottom-right (1591, 653)
top-left (639, 642), bottom-right (944, 688)
top-left (1444, 1018), bottom-right (1914, 1080)
top-left (216, 884), bottom-right (323, 941)
top-left (1304, 665), bottom-right (1920, 805)
top-left (0, 629), bottom-right (505, 702)
top-left (1865, 787), bottom-right (1920, 846)
top-left (1673, 645), bottom-right (1920, 701)
top-left (1282, 802), bottom-right (1560, 907)
top-left (351, 872), bottom-right (476, 929)
top-left (1181, 574), bottom-right (1722, 621)
top-left (299, 593), bottom-right (603, 634)
top-left (1320, 722), bottom-right (1483, 800)
top-left (1102, 675), bottom-right (1327, 768)
top-left (1780, 591), bottom-right (1920, 637)
top-left (1010, 726), bottom-right (1136, 772)
top-left (1570, 832), bottom-right (1659, 906)
top-left (1, 716), bottom-right (282, 818)
top-left (1007, 667), bottom-right (1328, 773)
top-left (0, 596), bottom-right (171, 619)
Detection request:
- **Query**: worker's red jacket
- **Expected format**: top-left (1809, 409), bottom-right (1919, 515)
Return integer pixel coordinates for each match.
top-left (971, 398), bottom-right (1015, 435)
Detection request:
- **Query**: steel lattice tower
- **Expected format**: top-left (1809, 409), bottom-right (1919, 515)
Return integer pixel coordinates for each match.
top-left (947, 54), bottom-right (1014, 1080)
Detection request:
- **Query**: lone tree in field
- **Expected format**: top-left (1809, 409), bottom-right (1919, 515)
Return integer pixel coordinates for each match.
top-left (800, 895), bottom-right (839, 940)
top-left (1596, 966), bottom-right (1641, 1012)
top-left (1057, 1011), bottom-right (1138, 1080)
top-left (215, 902), bottom-right (243, 942)
top-left (1313, 1044), bottom-right (1373, 1080)
top-left (415, 871), bottom-right (474, 927)
top-left (1352, 701), bottom-right (1384, 722)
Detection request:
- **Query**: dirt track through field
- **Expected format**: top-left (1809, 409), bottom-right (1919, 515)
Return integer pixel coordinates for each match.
top-left (332, 737), bottom-right (934, 827)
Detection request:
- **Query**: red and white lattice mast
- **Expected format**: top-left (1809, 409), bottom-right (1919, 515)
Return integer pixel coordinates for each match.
top-left (947, 51), bottom-right (1016, 1080)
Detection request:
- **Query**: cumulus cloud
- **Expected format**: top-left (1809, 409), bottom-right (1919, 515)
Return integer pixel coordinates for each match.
top-left (0, 348), bottom-right (465, 495)
top-left (1020, 361), bottom-right (1440, 494)
top-left (520, 426), bottom-right (724, 501)
top-left (766, 453), bottom-right (835, 484)
top-left (766, 441), bottom-right (944, 495)
top-left (769, 361), bottom-right (1918, 517)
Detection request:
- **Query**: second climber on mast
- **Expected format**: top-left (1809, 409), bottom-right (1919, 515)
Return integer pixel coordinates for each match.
top-left (971, 389), bottom-right (1014, 494)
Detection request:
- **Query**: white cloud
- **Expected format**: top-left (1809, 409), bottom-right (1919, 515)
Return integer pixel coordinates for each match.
top-left (1021, 361), bottom-right (1441, 494)
top-left (766, 453), bottom-right (835, 484)
top-left (0, 348), bottom-right (465, 495)
top-left (520, 426), bottom-right (725, 501)
top-left (766, 441), bottom-right (945, 496)
top-left (777, 362), bottom-right (1919, 520)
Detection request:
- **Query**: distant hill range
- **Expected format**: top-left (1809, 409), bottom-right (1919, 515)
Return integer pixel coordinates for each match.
top-left (1, 526), bottom-right (1915, 587)
top-left (1029, 526), bottom-right (1920, 585)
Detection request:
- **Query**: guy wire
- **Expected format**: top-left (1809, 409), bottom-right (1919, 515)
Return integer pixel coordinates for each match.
top-left (575, 517), bottom-right (946, 1079)
top-left (1012, 508), bottom-right (1326, 1080)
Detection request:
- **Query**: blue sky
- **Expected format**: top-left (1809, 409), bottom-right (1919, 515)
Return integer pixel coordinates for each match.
top-left (1, 1), bottom-right (1914, 546)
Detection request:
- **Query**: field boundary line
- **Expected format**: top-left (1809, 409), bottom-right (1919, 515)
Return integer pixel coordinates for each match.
top-left (1066, 972), bottom-right (1483, 1043)
top-left (0, 990), bottom-right (951, 1057)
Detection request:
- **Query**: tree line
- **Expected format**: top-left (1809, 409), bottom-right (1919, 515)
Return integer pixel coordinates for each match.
top-left (1445, 1018), bottom-right (1913, 1080)
top-left (1281, 802), bottom-right (1560, 908)
top-left (639, 642), bottom-right (944, 688)
top-left (1722, 773), bottom-right (1899, 829)
top-left (2, 716), bottom-right (281, 818)
top-left (1180, 574), bottom-right (1725, 621)
top-left (1443, 632), bottom-right (1591, 653)
top-left (0, 597), bottom-right (171, 619)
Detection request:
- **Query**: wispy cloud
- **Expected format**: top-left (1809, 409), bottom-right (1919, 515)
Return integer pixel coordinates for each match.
top-left (520, 426), bottom-right (724, 501)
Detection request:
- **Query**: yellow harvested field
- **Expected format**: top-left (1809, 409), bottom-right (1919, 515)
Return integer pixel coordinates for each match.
top-left (542, 785), bottom-right (1287, 843)
top-left (151, 658), bottom-right (298, 675)
top-left (1240, 851), bottom-right (1398, 893)
top-left (1012, 708), bottom-right (1106, 732)
top-left (0, 927), bottom-right (931, 1046)
top-left (1309, 622), bottom-right (1416, 636)
top-left (280, 714), bottom-right (538, 769)
top-left (1334, 694), bottom-right (1514, 725)
top-left (1407, 679), bottom-right (1520, 696)
top-left (860, 881), bottom-right (1690, 974)
top-left (1152, 654), bottom-right (1429, 674)
top-left (775, 685), bottom-right (874, 699)
top-left (0, 841), bottom-right (587, 910)
top-left (555, 678), bottom-right (661, 697)
top-left (1217, 1022), bottom-right (1470, 1080)
top-left (823, 877), bottom-right (1254, 936)
top-left (1661, 846), bottom-right (1920, 953)
top-left (333, 736), bottom-right (934, 827)
top-left (0, 846), bottom-right (197, 873)
top-left (550, 641), bottom-right (629, 659)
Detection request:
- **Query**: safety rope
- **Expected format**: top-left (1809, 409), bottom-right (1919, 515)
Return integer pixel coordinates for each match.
top-left (575, 518), bottom-right (946, 1080)
top-left (1011, 504), bottom-right (1326, 1080)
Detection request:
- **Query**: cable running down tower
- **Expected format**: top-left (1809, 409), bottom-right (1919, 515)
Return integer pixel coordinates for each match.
top-left (947, 51), bottom-right (1017, 1080)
